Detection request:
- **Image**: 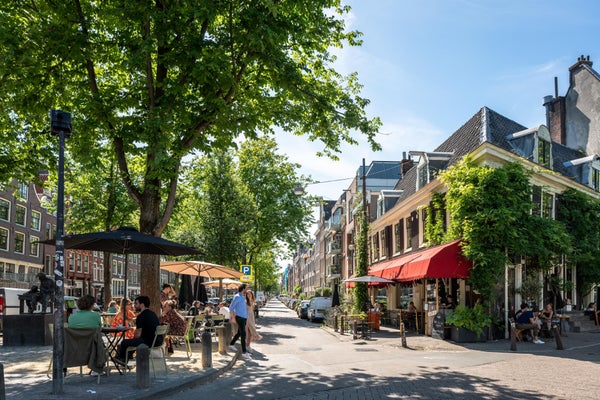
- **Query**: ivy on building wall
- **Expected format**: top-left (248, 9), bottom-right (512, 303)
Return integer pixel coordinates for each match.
top-left (425, 192), bottom-right (446, 246)
top-left (439, 157), bottom-right (569, 300)
top-left (353, 209), bottom-right (369, 313)
top-left (556, 188), bottom-right (600, 294)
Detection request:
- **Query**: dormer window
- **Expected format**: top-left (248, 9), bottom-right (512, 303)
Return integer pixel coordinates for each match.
top-left (538, 138), bottom-right (551, 168)
top-left (410, 151), bottom-right (454, 190)
top-left (506, 125), bottom-right (553, 169)
top-left (563, 154), bottom-right (600, 192)
top-left (592, 167), bottom-right (600, 191)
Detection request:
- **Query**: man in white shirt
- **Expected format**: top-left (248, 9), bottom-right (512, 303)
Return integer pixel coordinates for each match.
top-left (218, 301), bottom-right (230, 321)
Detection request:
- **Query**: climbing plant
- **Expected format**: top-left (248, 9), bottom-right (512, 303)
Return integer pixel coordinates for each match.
top-left (556, 188), bottom-right (600, 294)
top-left (425, 192), bottom-right (446, 246)
top-left (439, 157), bottom-right (569, 300)
top-left (353, 209), bottom-right (370, 313)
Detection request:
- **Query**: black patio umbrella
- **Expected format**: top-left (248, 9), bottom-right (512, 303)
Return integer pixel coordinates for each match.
top-left (179, 275), bottom-right (194, 309)
top-left (40, 226), bottom-right (201, 322)
top-left (194, 277), bottom-right (208, 303)
top-left (332, 283), bottom-right (340, 307)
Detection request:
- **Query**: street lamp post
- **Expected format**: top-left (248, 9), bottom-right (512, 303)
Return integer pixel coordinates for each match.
top-left (50, 109), bottom-right (71, 394)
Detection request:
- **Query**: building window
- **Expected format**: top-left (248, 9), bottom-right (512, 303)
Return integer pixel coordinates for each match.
top-left (0, 198), bottom-right (10, 221)
top-left (45, 255), bottom-right (53, 275)
top-left (394, 219), bottom-right (404, 254)
top-left (0, 228), bottom-right (8, 251)
top-left (15, 232), bottom-right (25, 254)
top-left (405, 216), bottom-right (412, 250)
top-left (30, 236), bottom-right (39, 257)
top-left (18, 182), bottom-right (28, 200)
top-left (76, 254), bottom-right (82, 272)
top-left (538, 138), bottom-right (551, 168)
top-left (45, 223), bottom-right (53, 239)
top-left (542, 191), bottom-right (554, 218)
top-left (380, 229), bottom-right (387, 258)
top-left (69, 253), bottom-right (75, 272)
top-left (592, 168), bottom-right (600, 192)
top-left (84, 255), bottom-right (89, 273)
top-left (15, 205), bottom-right (26, 226)
top-left (30, 211), bottom-right (41, 231)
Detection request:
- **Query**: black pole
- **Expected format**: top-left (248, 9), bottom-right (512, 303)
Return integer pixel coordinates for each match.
top-left (50, 110), bottom-right (71, 395)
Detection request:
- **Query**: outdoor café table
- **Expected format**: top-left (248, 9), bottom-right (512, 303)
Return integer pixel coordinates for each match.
top-left (101, 325), bottom-right (131, 374)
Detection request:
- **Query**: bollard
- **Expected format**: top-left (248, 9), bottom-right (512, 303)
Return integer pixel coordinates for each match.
top-left (136, 344), bottom-right (150, 389)
top-left (553, 326), bottom-right (564, 350)
top-left (1, 363), bottom-right (6, 400)
top-left (510, 324), bottom-right (517, 352)
top-left (400, 322), bottom-right (408, 348)
top-left (216, 326), bottom-right (227, 355)
top-left (334, 315), bottom-right (338, 332)
top-left (352, 320), bottom-right (358, 340)
top-left (224, 321), bottom-right (233, 345)
top-left (340, 316), bottom-right (344, 335)
top-left (201, 330), bottom-right (213, 368)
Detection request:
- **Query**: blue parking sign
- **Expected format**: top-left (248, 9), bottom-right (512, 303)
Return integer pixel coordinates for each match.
top-left (241, 265), bottom-right (252, 275)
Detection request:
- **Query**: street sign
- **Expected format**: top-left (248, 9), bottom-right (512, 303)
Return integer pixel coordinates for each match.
top-left (240, 265), bottom-right (253, 283)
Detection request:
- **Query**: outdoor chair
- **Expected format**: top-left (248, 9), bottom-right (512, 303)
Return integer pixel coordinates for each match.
top-left (169, 317), bottom-right (195, 358)
top-left (125, 323), bottom-right (169, 377)
top-left (47, 324), bottom-right (108, 384)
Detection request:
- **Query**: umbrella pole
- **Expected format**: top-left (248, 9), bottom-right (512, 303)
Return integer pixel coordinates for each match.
top-left (123, 253), bottom-right (128, 325)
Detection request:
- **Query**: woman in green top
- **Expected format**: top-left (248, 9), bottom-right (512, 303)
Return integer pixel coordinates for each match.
top-left (68, 294), bottom-right (102, 328)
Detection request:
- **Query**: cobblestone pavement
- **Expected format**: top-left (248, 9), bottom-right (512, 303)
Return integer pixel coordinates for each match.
top-left (161, 301), bottom-right (600, 400)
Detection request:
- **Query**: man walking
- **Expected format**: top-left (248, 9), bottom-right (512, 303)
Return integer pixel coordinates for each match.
top-left (229, 283), bottom-right (251, 360)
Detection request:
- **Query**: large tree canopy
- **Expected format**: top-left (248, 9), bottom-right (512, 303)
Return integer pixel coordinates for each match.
top-left (0, 1), bottom-right (381, 310)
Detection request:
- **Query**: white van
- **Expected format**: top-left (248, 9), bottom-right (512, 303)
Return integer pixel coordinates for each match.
top-left (307, 296), bottom-right (332, 322)
top-left (0, 287), bottom-right (29, 332)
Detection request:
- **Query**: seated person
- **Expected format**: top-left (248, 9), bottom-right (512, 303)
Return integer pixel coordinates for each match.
top-left (408, 301), bottom-right (417, 313)
top-left (584, 302), bottom-right (596, 317)
top-left (515, 303), bottom-right (544, 344)
top-left (442, 295), bottom-right (457, 309)
top-left (539, 303), bottom-right (554, 331)
top-left (115, 295), bottom-right (162, 366)
top-left (112, 298), bottom-right (137, 339)
top-left (218, 301), bottom-right (231, 322)
top-left (68, 294), bottom-right (102, 329)
top-left (160, 300), bottom-right (187, 354)
top-left (187, 300), bottom-right (202, 316)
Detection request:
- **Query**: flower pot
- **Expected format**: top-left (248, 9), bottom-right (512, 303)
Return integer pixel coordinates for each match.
top-left (450, 326), bottom-right (488, 343)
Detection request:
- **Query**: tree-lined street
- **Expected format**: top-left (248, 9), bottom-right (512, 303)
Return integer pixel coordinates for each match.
top-left (165, 300), bottom-right (600, 400)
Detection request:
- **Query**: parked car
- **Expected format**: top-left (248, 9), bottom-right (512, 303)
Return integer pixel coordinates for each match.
top-left (307, 297), bottom-right (332, 322)
top-left (297, 300), bottom-right (310, 319)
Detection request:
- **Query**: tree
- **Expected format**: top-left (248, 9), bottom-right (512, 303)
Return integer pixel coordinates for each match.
top-left (0, 2), bottom-right (381, 312)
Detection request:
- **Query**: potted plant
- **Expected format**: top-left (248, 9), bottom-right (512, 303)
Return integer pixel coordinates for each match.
top-left (445, 304), bottom-right (491, 342)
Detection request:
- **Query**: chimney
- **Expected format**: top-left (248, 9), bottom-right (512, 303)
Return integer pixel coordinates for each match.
top-left (400, 151), bottom-right (414, 177)
top-left (543, 76), bottom-right (566, 144)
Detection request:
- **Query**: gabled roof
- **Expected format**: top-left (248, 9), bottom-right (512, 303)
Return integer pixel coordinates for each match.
top-left (393, 106), bottom-right (595, 203)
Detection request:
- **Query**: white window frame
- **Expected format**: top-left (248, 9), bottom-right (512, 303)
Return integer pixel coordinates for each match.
top-left (14, 231), bottom-right (25, 254)
top-left (15, 205), bottom-right (27, 226)
top-left (30, 210), bottom-right (41, 231)
top-left (0, 227), bottom-right (9, 251)
top-left (0, 198), bottom-right (10, 221)
top-left (30, 236), bottom-right (39, 257)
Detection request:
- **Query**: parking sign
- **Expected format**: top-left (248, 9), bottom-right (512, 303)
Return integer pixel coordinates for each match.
top-left (240, 265), bottom-right (252, 283)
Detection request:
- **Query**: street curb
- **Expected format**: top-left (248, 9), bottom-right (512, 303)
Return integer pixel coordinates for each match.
top-left (125, 352), bottom-right (240, 400)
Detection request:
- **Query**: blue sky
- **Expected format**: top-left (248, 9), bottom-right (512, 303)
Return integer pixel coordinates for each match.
top-left (277, 0), bottom-right (600, 202)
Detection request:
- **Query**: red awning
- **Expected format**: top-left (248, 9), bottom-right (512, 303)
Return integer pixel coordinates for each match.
top-left (368, 240), bottom-right (472, 282)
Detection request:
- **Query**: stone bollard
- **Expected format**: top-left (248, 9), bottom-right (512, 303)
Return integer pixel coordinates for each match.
top-left (553, 326), bottom-right (564, 350)
top-left (340, 316), bottom-right (344, 335)
top-left (334, 315), bottom-right (338, 332)
top-left (136, 344), bottom-right (150, 389)
top-left (201, 330), bottom-right (213, 368)
top-left (510, 324), bottom-right (517, 352)
top-left (1, 363), bottom-right (6, 400)
top-left (400, 322), bottom-right (408, 348)
top-left (216, 326), bottom-right (227, 355)
top-left (224, 321), bottom-right (233, 344)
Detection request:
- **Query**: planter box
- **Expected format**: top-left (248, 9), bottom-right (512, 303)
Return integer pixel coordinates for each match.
top-left (450, 326), bottom-right (488, 343)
